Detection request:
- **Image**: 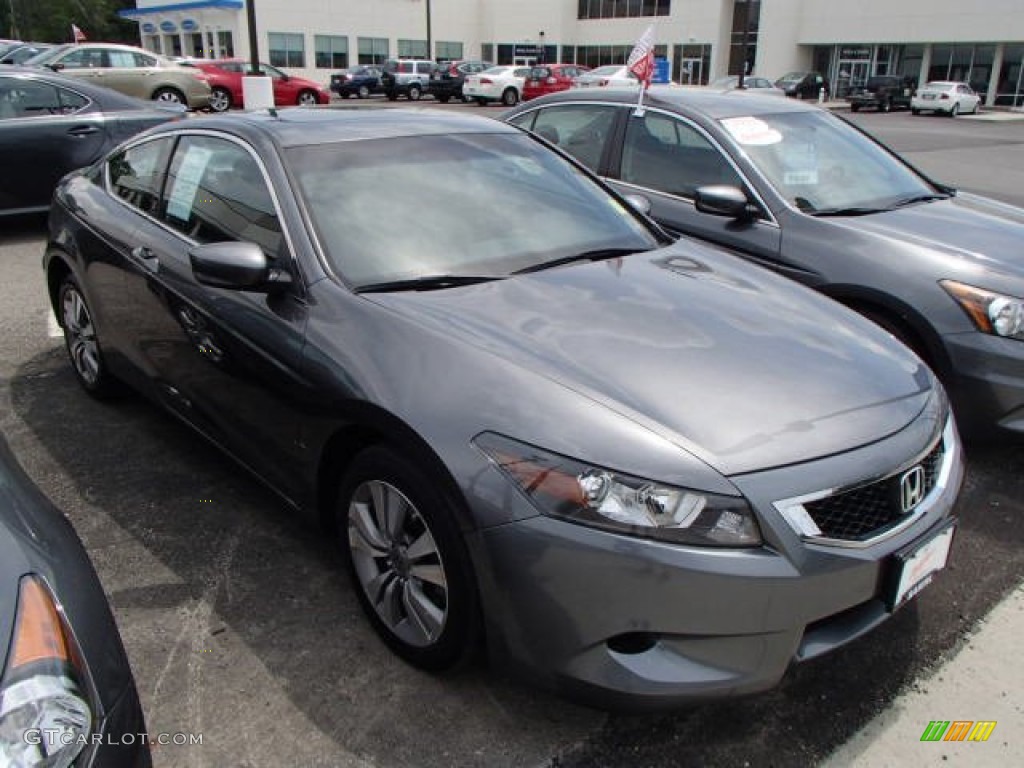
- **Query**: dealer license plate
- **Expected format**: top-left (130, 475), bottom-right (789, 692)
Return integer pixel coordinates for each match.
top-left (887, 521), bottom-right (955, 611)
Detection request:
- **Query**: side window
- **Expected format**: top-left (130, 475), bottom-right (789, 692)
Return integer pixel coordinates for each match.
top-left (162, 136), bottom-right (283, 257)
top-left (133, 53), bottom-right (157, 68)
top-left (0, 79), bottom-right (86, 119)
top-left (108, 51), bottom-right (137, 68)
top-left (527, 105), bottom-right (617, 171)
top-left (58, 49), bottom-right (106, 69)
top-left (108, 138), bottom-right (174, 216)
top-left (621, 112), bottom-right (743, 199)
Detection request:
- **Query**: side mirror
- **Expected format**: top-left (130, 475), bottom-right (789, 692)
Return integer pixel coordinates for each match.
top-left (623, 193), bottom-right (652, 216)
top-left (694, 185), bottom-right (758, 220)
top-left (47, 63), bottom-right (65, 72)
top-left (189, 241), bottom-right (292, 291)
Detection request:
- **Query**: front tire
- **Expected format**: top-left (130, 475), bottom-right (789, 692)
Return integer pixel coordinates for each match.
top-left (208, 87), bottom-right (232, 112)
top-left (58, 276), bottom-right (121, 399)
top-left (297, 89), bottom-right (319, 106)
top-left (337, 446), bottom-right (477, 670)
top-left (357, 85), bottom-right (370, 99)
top-left (950, 102), bottom-right (960, 117)
top-left (501, 88), bottom-right (519, 107)
top-left (911, 107), bottom-right (921, 115)
top-left (153, 87), bottom-right (186, 106)
top-left (850, 103), bottom-right (860, 112)
top-left (407, 84), bottom-right (422, 101)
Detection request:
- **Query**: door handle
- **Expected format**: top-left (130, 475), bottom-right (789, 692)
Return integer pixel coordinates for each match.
top-left (67, 125), bottom-right (99, 137)
top-left (131, 246), bottom-right (160, 272)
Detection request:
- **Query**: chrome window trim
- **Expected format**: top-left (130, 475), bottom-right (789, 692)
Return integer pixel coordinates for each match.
top-left (773, 417), bottom-right (956, 549)
top-left (103, 128), bottom-right (307, 294)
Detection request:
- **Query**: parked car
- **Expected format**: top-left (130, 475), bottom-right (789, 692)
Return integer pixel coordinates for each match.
top-left (330, 66), bottom-right (383, 99)
top-left (188, 58), bottom-right (329, 111)
top-left (848, 75), bottom-right (916, 112)
top-left (505, 87), bottom-right (1024, 439)
top-left (911, 81), bottom-right (981, 116)
top-left (0, 39), bottom-right (21, 58)
top-left (44, 107), bottom-right (961, 709)
top-left (0, 42), bottom-right (54, 66)
top-left (0, 67), bottom-right (184, 215)
top-left (522, 63), bottom-right (589, 100)
top-left (464, 65), bottom-right (530, 106)
top-left (429, 59), bottom-right (492, 103)
top-left (0, 433), bottom-right (150, 766)
top-left (573, 65), bottom-right (639, 89)
top-left (26, 42), bottom-right (211, 109)
top-left (775, 70), bottom-right (829, 100)
top-left (380, 59), bottom-right (437, 101)
top-left (709, 75), bottom-right (785, 95)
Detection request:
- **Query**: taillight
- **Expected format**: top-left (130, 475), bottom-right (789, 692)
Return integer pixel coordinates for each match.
top-left (598, 79), bottom-right (608, 86)
top-left (546, 76), bottom-right (557, 84)
top-left (480, 77), bottom-right (492, 85)
top-left (940, 93), bottom-right (950, 99)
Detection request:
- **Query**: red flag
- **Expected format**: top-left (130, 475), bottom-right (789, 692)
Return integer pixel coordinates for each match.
top-left (627, 25), bottom-right (655, 87)
top-left (72, 24), bottom-right (87, 43)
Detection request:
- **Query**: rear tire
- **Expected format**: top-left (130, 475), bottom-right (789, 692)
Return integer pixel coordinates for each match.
top-left (337, 446), bottom-right (478, 671)
top-left (880, 98), bottom-right (891, 113)
top-left (850, 103), bottom-right (860, 113)
top-left (501, 88), bottom-right (519, 107)
top-left (437, 95), bottom-right (450, 104)
top-left (208, 87), bottom-right (232, 112)
top-left (950, 102), bottom-right (960, 117)
top-left (357, 85), bottom-right (370, 99)
top-left (911, 107), bottom-right (921, 115)
top-left (408, 84), bottom-right (422, 101)
top-left (58, 275), bottom-right (122, 399)
top-left (153, 87), bottom-right (186, 106)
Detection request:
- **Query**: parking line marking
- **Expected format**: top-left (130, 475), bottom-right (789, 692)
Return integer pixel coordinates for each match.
top-left (47, 312), bottom-right (62, 338)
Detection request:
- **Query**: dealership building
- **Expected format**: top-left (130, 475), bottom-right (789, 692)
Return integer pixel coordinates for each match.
top-left (120, 0), bottom-right (1024, 106)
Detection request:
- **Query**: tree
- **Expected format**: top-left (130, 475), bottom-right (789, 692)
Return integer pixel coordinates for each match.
top-left (3, 0), bottom-right (138, 44)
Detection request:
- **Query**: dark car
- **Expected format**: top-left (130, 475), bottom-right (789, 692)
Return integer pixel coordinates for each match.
top-left (849, 75), bottom-right (916, 112)
top-left (330, 66), bottom-right (383, 99)
top-left (44, 108), bottom-right (960, 709)
top-left (428, 59), bottom-right (493, 103)
top-left (504, 87), bottom-right (1024, 438)
top-left (0, 433), bottom-right (150, 766)
top-left (0, 42), bottom-right (54, 66)
top-left (0, 67), bottom-right (184, 216)
top-left (775, 70), bottom-right (829, 100)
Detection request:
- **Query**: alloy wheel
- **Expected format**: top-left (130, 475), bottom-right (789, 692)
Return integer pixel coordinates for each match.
top-left (347, 480), bottom-right (448, 647)
top-left (209, 88), bottom-right (231, 112)
top-left (61, 284), bottom-right (100, 387)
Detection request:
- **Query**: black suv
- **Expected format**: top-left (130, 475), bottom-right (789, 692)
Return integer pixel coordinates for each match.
top-left (428, 60), bottom-right (493, 103)
top-left (775, 71), bottom-right (830, 100)
top-left (848, 75), bottom-right (916, 112)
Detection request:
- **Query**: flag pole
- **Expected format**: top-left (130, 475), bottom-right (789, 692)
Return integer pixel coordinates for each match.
top-left (626, 25), bottom-right (655, 117)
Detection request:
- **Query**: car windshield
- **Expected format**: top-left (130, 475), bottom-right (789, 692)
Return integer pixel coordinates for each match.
top-left (482, 66), bottom-right (512, 76)
top-left (776, 72), bottom-right (804, 83)
top-left (288, 132), bottom-right (659, 288)
top-left (21, 44), bottom-right (71, 66)
top-left (720, 110), bottom-right (939, 213)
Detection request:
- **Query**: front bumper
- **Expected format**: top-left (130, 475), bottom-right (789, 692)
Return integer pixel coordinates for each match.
top-left (943, 330), bottom-right (1024, 436)
top-left (468, 416), bottom-right (962, 709)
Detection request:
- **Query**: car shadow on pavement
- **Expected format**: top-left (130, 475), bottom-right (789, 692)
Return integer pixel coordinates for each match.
top-left (9, 348), bottom-right (1024, 768)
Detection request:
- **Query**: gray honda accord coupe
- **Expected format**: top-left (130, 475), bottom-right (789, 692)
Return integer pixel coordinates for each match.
top-left (0, 434), bottom-right (149, 766)
top-left (43, 109), bottom-right (962, 709)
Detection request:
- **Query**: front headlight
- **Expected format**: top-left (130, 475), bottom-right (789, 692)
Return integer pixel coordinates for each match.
top-left (941, 280), bottom-right (1024, 339)
top-left (0, 576), bottom-right (93, 768)
top-left (476, 433), bottom-right (761, 547)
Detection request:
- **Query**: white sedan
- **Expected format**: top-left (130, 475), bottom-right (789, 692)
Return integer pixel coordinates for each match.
top-left (464, 66), bottom-right (531, 107)
top-left (911, 81), bottom-right (982, 116)
top-left (572, 65), bottom-right (640, 88)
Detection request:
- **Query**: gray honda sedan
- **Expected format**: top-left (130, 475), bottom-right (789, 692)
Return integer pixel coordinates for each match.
top-left (44, 109), bottom-right (961, 708)
top-left (505, 88), bottom-right (1024, 440)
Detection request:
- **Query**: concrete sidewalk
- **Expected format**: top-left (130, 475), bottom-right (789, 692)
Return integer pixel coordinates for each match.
top-left (824, 585), bottom-right (1024, 767)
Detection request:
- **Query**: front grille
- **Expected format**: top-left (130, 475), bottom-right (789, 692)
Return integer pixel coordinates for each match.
top-left (803, 439), bottom-right (945, 542)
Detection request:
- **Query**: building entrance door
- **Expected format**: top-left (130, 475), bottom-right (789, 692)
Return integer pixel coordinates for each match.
top-left (514, 56), bottom-right (537, 67)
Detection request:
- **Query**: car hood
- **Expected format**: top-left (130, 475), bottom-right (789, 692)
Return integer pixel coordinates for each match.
top-left (365, 243), bottom-right (933, 475)
top-left (830, 193), bottom-right (1024, 280)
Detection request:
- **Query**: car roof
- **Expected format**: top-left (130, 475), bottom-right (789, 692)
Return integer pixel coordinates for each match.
top-left (515, 85), bottom-right (824, 120)
top-left (146, 108), bottom-right (522, 147)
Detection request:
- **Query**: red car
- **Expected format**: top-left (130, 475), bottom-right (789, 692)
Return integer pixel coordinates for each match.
top-left (189, 59), bottom-right (330, 111)
top-left (522, 63), bottom-right (590, 101)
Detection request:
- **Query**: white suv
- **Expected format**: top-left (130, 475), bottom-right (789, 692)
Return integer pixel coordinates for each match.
top-left (381, 59), bottom-right (437, 101)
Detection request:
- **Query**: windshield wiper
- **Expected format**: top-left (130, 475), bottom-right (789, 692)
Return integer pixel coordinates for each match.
top-left (806, 206), bottom-right (889, 217)
top-left (513, 248), bottom-right (644, 276)
top-left (889, 192), bottom-right (953, 208)
top-left (355, 274), bottom-right (502, 293)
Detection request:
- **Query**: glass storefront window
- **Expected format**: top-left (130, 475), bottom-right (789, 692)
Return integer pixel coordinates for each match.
top-left (995, 44), bottom-right (1024, 107)
top-left (357, 37), bottom-right (388, 66)
top-left (315, 35), bottom-right (348, 69)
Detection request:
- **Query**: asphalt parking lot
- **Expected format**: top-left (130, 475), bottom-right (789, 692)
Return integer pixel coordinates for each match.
top-left (1, 103), bottom-right (1023, 768)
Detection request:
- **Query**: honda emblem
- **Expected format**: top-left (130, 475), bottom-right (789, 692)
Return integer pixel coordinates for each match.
top-left (899, 465), bottom-right (926, 513)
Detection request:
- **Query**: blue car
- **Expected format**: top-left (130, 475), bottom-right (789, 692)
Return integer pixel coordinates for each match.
top-left (330, 66), bottom-right (383, 99)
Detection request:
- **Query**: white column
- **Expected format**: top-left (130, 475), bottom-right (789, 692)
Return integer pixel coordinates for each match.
top-left (987, 44), bottom-right (1004, 108)
top-left (918, 44), bottom-right (932, 90)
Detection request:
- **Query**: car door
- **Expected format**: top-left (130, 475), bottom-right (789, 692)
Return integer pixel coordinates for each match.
top-left (50, 47), bottom-right (108, 86)
top-left (126, 133), bottom-right (311, 500)
top-left (0, 75), bottom-right (108, 213)
top-left (101, 50), bottom-right (152, 99)
top-left (508, 103), bottom-right (620, 176)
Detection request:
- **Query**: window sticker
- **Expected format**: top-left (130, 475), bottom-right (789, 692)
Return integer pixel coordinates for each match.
top-left (720, 116), bottom-right (783, 146)
top-left (167, 145), bottom-right (212, 222)
top-left (782, 141), bottom-right (819, 186)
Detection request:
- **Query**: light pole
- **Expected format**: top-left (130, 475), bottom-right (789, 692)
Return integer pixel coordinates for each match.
top-left (425, 0), bottom-right (432, 59)
top-left (7, 0), bottom-right (19, 39)
top-left (738, 0), bottom-right (750, 89)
